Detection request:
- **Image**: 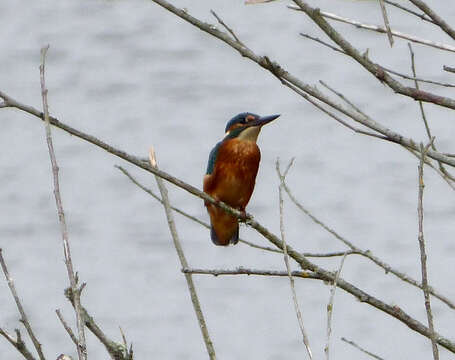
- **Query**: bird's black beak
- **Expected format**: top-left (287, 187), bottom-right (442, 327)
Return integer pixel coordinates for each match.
top-left (250, 114), bottom-right (280, 127)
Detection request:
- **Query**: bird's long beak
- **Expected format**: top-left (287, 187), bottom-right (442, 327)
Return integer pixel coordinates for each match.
top-left (250, 114), bottom-right (280, 127)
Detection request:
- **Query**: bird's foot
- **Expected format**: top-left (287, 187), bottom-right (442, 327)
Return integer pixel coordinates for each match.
top-left (238, 210), bottom-right (253, 224)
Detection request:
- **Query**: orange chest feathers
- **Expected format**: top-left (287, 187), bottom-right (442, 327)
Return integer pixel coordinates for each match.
top-left (216, 138), bottom-right (261, 178)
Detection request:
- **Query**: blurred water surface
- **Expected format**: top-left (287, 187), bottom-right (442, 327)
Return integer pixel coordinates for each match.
top-left (1, 0), bottom-right (455, 359)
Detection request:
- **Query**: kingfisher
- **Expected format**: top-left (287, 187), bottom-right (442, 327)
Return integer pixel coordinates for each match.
top-left (203, 112), bottom-right (280, 246)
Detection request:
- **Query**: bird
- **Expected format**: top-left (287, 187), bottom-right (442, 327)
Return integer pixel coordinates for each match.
top-left (203, 112), bottom-right (280, 246)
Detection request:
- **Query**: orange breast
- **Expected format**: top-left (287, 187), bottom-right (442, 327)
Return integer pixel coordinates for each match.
top-left (204, 138), bottom-right (261, 210)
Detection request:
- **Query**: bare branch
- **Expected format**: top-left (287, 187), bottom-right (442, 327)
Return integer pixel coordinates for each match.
top-left (55, 310), bottom-right (78, 347)
top-left (210, 10), bottom-right (244, 46)
top-left (383, 0), bottom-right (433, 23)
top-left (182, 267), bottom-right (320, 278)
top-left (325, 253), bottom-right (347, 360)
top-left (65, 288), bottom-right (132, 360)
top-left (289, 5), bottom-right (455, 53)
top-left (148, 148), bottom-right (217, 360)
top-left (443, 65), bottom-right (455, 73)
top-left (0, 328), bottom-right (36, 360)
top-left (280, 177), bottom-right (455, 310)
top-left (39, 46), bottom-right (86, 360)
top-left (341, 337), bottom-right (385, 360)
top-left (378, 0), bottom-right (394, 46)
top-left (301, 33), bottom-right (455, 88)
top-left (408, 43), bottom-right (455, 183)
top-left (116, 165), bottom-right (282, 254)
top-left (0, 249), bottom-right (45, 360)
top-left (417, 143), bottom-right (439, 360)
top-left (277, 159), bottom-right (313, 359)
top-left (407, 0), bottom-right (455, 40)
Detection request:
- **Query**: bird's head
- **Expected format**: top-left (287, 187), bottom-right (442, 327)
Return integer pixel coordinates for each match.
top-left (224, 112), bottom-right (280, 142)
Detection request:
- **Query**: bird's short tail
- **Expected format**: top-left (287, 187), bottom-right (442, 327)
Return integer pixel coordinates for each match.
top-left (210, 223), bottom-right (239, 246)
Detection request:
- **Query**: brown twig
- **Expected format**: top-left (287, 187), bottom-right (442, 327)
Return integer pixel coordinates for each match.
top-left (39, 46), bottom-right (87, 360)
top-left (417, 143), bottom-right (439, 360)
top-left (378, 0), bottom-right (394, 46)
top-left (0, 328), bottom-right (37, 360)
top-left (56, 310), bottom-right (78, 347)
top-left (148, 148), bottom-right (217, 360)
top-left (280, 177), bottom-right (455, 309)
top-left (277, 159), bottom-right (313, 359)
top-left (65, 288), bottom-right (132, 360)
top-left (443, 65), bottom-right (455, 74)
top-left (210, 10), bottom-right (244, 46)
top-left (300, 33), bottom-right (455, 88)
top-left (406, 0), bottom-right (455, 40)
top-left (341, 337), bottom-right (385, 360)
top-left (383, 0), bottom-right (433, 23)
top-left (0, 249), bottom-right (45, 360)
top-left (182, 267), bottom-right (320, 278)
top-left (408, 43), bottom-right (455, 183)
top-left (289, 5), bottom-right (455, 53)
top-left (325, 253), bottom-right (347, 360)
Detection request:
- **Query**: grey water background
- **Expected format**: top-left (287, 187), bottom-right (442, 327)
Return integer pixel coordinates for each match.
top-left (1, 0), bottom-right (455, 358)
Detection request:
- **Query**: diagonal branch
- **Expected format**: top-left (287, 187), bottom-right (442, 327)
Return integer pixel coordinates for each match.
top-left (0, 328), bottom-right (37, 360)
top-left (378, 0), bottom-right (394, 46)
top-left (291, 0), bottom-right (455, 109)
top-left (148, 148), bottom-right (217, 360)
top-left (0, 249), bottom-right (45, 360)
top-left (406, 0), bottom-right (455, 40)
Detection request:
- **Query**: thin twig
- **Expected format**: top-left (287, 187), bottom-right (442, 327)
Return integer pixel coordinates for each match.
top-left (280, 178), bottom-right (455, 309)
top-left (148, 148), bottom-right (217, 360)
top-left (408, 43), bottom-right (455, 183)
top-left (325, 253), bottom-right (347, 360)
top-left (0, 328), bottom-right (37, 360)
top-left (277, 159), bottom-right (313, 359)
top-left (289, 5), bottom-right (455, 53)
top-left (56, 310), bottom-right (78, 347)
top-left (210, 10), bottom-right (244, 46)
top-left (300, 33), bottom-right (455, 88)
top-left (406, 0), bottom-right (455, 40)
top-left (418, 143), bottom-right (439, 360)
top-left (341, 337), bottom-right (385, 360)
top-left (443, 65), bottom-right (455, 74)
top-left (182, 267), bottom-right (319, 278)
top-left (383, 0), bottom-right (433, 23)
top-left (378, 0), bottom-right (394, 46)
top-left (64, 289), bottom-right (132, 360)
top-left (0, 249), bottom-right (45, 360)
top-left (39, 46), bottom-right (87, 360)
